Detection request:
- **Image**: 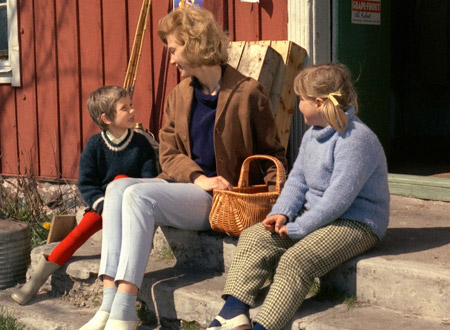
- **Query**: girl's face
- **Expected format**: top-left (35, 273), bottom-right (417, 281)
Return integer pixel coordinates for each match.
top-left (102, 95), bottom-right (136, 138)
top-left (167, 34), bottom-right (197, 79)
top-left (298, 95), bottom-right (328, 128)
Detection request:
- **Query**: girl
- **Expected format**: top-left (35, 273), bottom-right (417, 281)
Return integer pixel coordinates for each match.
top-left (80, 6), bottom-right (286, 330)
top-left (208, 63), bottom-right (390, 330)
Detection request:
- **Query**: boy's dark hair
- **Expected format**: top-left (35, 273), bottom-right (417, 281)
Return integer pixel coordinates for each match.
top-left (87, 86), bottom-right (129, 131)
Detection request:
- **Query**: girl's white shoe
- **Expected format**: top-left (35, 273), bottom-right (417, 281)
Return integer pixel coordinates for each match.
top-left (79, 311), bottom-right (110, 330)
top-left (207, 314), bottom-right (252, 330)
top-left (104, 319), bottom-right (139, 330)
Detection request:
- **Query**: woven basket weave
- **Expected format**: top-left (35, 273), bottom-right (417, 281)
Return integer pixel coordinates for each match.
top-left (209, 154), bottom-right (286, 237)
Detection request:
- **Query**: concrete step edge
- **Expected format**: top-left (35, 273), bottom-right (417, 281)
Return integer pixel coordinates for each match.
top-left (29, 241), bottom-right (450, 321)
top-left (138, 271), bottom-right (450, 330)
top-left (324, 256), bottom-right (450, 320)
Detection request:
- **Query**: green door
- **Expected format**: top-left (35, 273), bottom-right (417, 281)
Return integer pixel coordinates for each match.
top-left (333, 0), bottom-right (391, 154)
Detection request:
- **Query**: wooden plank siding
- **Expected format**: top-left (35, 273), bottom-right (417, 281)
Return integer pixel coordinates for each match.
top-left (35, 0), bottom-right (60, 178)
top-left (15, 0), bottom-right (39, 177)
top-left (0, 0), bottom-right (288, 181)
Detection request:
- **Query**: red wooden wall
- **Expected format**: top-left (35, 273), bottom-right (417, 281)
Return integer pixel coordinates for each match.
top-left (0, 0), bottom-right (288, 181)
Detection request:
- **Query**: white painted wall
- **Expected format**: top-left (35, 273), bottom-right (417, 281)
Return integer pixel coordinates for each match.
top-left (287, 0), bottom-right (332, 66)
top-left (286, 0), bottom-right (333, 160)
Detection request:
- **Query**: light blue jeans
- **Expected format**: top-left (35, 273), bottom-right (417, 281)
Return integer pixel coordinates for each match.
top-left (99, 178), bottom-right (213, 287)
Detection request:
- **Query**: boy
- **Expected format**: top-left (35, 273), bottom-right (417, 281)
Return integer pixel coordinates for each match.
top-left (11, 86), bottom-right (157, 305)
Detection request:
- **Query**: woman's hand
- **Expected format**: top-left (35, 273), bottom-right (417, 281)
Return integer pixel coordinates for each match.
top-left (193, 174), bottom-right (233, 191)
top-left (262, 214), bottom-right (289, 238)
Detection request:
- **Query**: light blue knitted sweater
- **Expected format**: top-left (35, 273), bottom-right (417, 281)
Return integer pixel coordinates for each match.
top-left (268, 108), bottom-right (390, 240)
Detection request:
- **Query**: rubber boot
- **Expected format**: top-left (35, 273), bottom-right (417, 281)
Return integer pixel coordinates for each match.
top-left (11, 254), bottom-right (60, 305)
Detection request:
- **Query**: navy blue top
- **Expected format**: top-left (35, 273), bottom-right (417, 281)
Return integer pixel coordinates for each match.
top-left (189, 78), bottom-right (219, 177)
top-left (77, 129), bottom-right (157, 214)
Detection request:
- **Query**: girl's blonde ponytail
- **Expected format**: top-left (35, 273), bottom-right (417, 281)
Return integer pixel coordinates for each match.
top-left (321, 92), bottom-right (348, 132)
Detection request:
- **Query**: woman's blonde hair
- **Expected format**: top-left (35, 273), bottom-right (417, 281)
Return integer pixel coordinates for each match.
top-left (157, 6), bottom-right (229, 66)
top-left (294, 63), bottom-right (358, 132)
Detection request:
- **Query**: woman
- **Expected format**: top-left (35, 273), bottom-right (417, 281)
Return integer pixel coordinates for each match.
top-left (80, 5), bottom-right (286, 330)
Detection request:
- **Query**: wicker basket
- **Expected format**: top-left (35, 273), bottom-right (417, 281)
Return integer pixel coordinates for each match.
top-left (209, 154), bottom-right (286, 237)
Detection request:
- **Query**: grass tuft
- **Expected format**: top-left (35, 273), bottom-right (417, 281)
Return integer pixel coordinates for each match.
top-left (181, 320), bottom-right (201, 330)
top-left (0, 307), bottom-right (26, 330)
top-left (309, 279), bottom-right (357, 309)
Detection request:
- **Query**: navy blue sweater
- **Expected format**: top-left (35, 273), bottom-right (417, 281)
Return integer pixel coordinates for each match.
top-left (77, 129), bottom-right (157, 214)
top-left (189, 77), bottom-right (218, 177)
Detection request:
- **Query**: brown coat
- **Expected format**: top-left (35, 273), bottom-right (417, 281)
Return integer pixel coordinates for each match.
top-left (158, 64), bottom-right (287, 187)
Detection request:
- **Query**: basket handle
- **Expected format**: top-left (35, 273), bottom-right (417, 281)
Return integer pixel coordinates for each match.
top-left (237, 155), bottom-right (285, 193)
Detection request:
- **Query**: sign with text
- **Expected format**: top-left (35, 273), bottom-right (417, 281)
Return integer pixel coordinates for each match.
top-left (352, 0), bottom-right (381, 25)
top-left (173, 0), bottom-right (203, 9)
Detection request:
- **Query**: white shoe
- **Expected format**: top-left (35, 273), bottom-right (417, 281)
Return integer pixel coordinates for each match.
top-left (104, 319), bottom-right (138, 330)
top-left (79, 311), bottom-right (110, 330)
top-left (207, 314), bottom-right (252, 330)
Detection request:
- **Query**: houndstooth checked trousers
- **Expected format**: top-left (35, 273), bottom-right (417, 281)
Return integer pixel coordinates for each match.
top-left (222, 219), bottom-right (378, 330)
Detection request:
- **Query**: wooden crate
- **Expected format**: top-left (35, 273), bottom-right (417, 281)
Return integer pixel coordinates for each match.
top-left (229, 40), bottom-right (306, 150)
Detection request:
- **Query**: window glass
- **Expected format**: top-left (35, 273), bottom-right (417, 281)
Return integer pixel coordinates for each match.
top-left (0, 2), bottom-right (7, 61)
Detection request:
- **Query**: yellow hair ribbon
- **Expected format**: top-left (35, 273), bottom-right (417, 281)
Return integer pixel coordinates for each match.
top-left (328, 92), bottom-right (342, 106)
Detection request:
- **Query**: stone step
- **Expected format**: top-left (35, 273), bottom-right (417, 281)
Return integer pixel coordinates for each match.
top-left (3, 265), bottom-right (448, 330)
top-left (140, 195), bottom-right (450, 321)
top-left (138, 271), bottom-right (450, 330)
top-left (3, 195), bottom-right (450, 329)
top-left (289, 302), bottom-right (449, 330)
top-left (0, 286), bottom-right (97, 330)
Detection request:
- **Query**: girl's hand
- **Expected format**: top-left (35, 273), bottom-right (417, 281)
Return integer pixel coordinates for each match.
top-left (277, 225), bottom-right (289, 238)
top-left (193, 174), bottom-right (233, 191)
top-left (263, 214), bottom-right (287, 235)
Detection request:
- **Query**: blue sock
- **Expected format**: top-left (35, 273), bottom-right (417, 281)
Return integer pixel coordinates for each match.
top-left (252, 323), bottom-right (266, 330)
top-left (99, 287), bottom-right (117, 313)
top-left (209, 296), bottom-right (249, 327)
top-left (109, 292), bottom-right (138, 322)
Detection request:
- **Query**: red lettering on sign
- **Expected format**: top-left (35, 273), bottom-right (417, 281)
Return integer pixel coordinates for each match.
top-left (352, 0), bottom-right (381, 13)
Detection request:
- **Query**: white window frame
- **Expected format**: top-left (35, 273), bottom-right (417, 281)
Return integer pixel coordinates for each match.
top-left (0, 0), bottom-right (20, 86)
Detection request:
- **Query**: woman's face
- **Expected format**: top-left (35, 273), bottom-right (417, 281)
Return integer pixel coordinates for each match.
top-left (167, 34), bottom-right (197, 79)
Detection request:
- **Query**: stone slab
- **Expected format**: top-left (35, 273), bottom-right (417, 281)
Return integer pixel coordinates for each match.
top-left (4, 195), bottom-right (449, 328)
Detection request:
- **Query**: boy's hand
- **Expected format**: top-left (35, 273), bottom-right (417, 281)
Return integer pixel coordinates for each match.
top-left (263, 214), bottom-right (288, 237)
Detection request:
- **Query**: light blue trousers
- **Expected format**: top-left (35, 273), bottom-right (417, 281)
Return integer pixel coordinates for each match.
top-left (99, 178), bottom-right (213, 287)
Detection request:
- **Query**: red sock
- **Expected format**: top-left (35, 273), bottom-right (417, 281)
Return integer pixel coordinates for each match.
top-left (47, 174), bottom-right (127, 266)
top-left (47, 211), bottom-right (102, 266)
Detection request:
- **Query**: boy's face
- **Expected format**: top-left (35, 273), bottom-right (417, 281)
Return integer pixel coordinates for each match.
top-left (102, 95), bottom-right (136, 137)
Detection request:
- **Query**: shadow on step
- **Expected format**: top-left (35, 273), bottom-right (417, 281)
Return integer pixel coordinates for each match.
top-left (372, 227), bottom-right (450, 257)
top-left (319, 226), bottom-right (450, 305)
top-left (139, 264), bottom-right (223, 328)
top-left (138, 227), bottom-right (236, 328)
